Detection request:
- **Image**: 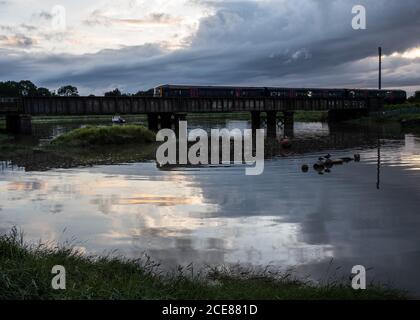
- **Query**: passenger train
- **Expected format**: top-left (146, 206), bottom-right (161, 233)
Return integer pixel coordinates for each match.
top-left (153, 85), bottom-right (407, 104)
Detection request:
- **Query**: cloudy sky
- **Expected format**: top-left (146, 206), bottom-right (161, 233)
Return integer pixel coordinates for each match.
top-left (0, 0), bottom-right (420, 95)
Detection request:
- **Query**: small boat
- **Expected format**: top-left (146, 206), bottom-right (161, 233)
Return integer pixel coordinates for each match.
top-left (112, 115), bottom-right (126, 124)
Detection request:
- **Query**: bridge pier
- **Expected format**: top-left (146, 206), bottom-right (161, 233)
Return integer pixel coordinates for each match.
top-left (283, 111), bottom-right (294, 138)
top-left (147, 113), bottom-right (159, 131)
top-left (5, 114), bottom-right (32, 135)
top-left (148, 113), bottom-right (181, 131)
top-left (251, 111), bottom-right (261, 131)
top-left (266, 111), bottom-right (278, 138)
top-left (159, 113), bottom-right (173, 129)
top-left (174, 113), bottom-right (187, 131)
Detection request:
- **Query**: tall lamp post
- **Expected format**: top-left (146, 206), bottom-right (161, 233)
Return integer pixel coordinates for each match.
top-left (378, 47), bottom-right (382, 90)
top-left (377, 46), bottom-right (382, 190)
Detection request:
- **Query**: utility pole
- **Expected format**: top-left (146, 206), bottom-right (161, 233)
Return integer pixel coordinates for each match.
top-left (378, 47), bottom-right (382, 90)
top-left (377, 47), bottom-right (382, 190)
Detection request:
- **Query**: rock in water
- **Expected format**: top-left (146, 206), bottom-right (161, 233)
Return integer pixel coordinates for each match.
top-left (325, 159), bottom-right (333, 168)
top-left (281, 138), bottom-right (292, 148)
top-left (332, 159), bottom-right (344, 165)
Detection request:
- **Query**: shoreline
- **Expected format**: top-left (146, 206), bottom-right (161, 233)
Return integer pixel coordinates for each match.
top-left (0, 229), bottom-right (407, 300)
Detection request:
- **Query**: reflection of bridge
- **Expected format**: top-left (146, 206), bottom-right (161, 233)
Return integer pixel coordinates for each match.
top-left (1, 122), bottom-right (403, 172)
top-left (0, 96), bottom-right (383, 135)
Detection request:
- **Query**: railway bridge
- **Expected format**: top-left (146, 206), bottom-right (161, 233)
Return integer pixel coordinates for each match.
top-left (0, 96), bottom-right (383, 136)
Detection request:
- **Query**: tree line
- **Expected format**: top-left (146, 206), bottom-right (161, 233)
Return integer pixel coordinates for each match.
top-left (2, 80), bottom-right (419, 101)
top-left (0, 80), bottom-right (152, 98)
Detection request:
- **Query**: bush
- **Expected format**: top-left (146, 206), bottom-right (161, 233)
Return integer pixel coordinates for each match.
top-left (51, 125), bottom-right (156, 147)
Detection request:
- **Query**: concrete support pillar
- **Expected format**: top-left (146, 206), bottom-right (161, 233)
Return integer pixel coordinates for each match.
top-left (328, 110), bottom-right (341, 122)
top-left (147, 113), bottom-right (159, 131)
top-left (159, 113), bottom-right (173, 129)
top-left (266, 111), bottom-right (277, 138)
top-left (283, 111), bottom-right (294, 138)
top-left (174, 113), bottom-right (187, 131)
top-left (5, 114), bottom-right (32, 135)
top-left (251, 111), bottom-right (261, 131)
top-left (5, 114), bottom-right (19, 134)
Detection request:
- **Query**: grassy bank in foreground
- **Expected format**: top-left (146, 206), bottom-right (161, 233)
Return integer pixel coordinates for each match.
top-left (0, 229), bottom-right (406, 300)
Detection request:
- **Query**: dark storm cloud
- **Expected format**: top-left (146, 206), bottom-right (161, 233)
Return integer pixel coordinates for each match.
top-left (37, 10), bottom-right (53, 20)
top-left (0, 34), bottom-right (36, 48)
top-left (20, 24), bottom-right (37, 31)
top-left (84, 10), bottom-right (182, 27)
top-left (1, 0), bottom-right (420, 94)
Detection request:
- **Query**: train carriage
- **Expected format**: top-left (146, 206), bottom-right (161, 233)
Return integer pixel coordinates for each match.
top-left (153, 84), bottom-right (406, 104)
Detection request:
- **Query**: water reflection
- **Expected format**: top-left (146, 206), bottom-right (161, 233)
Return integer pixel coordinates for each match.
top-left (1, 122), bottom-right (420, 296)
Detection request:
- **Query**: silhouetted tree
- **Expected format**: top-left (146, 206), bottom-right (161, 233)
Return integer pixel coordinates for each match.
top-left (0, 80), bottom-right (41, 97)
top-left (135, 89), bottom-right (154, 97)
top-left (104, 88), bottom-right (122, 97)
top-left (0, 81), bottom-right (19, 97)
top-left (57, 85), bottom-right (79, 97)
top-left (19, 80), bottom-right (38, 96)
top-left (36, 87), bottom-right (52, 97)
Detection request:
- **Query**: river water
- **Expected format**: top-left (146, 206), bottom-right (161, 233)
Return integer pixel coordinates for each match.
top-left (1, 119), bottom-right (420, 296)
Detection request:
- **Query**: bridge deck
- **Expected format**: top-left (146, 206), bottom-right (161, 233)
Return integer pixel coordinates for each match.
top-left (0, 96), bottom-right (382, 116)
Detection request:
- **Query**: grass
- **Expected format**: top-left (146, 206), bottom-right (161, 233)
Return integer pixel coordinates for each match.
top-left (352, 113), bottom-right (420, 124)
top-left (50, 124), bottom-right (156, 147)
top-left (0, 125), bottom-right (158, 170)
top-left (345, 102), bottom-right (420, 131)
top-left (186, 111), bottom-right (328, 122)
top-left (0, 132), bottom-right (9, 143)
top-left (187, 112), bottom-right (250, 120)
top-left (0, 228), bottom-right (407, 300)
top-left (31, 114), bottom-right (146, 124)
top-left (384, 102), bottom-right (420, 110)
top-left (0, 131), bottom-right (36, 156)
top-left (294, 111), bottom-right (328, 122)
top-left (34, 125), bottom-right (158, 169)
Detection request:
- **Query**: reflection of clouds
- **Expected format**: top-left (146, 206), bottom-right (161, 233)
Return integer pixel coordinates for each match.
top-left (118, 194), bottom-right (202, 206)
top-left (122, 211), bottom-right (333, 268)
top-left (362, 134), bottom-right (420, 171)
top-left (6, 180), bottom-right (46, 191)
top-left (90, 195), bottom-right (120, 215)
top-left (0, 161), bottom-right (332, 269)
top-left (2, 136), bottom-right (420, 295)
